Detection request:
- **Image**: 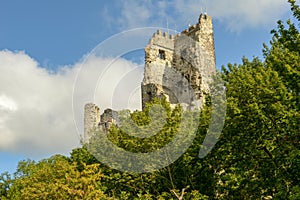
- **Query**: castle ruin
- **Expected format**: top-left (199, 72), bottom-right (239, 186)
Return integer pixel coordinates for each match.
top-left (84, 13), bottom-right (216, 142)
top-left (142, 13), bottom-right (216, 110)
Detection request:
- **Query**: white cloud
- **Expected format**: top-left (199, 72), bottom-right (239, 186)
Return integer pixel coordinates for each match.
top-left (206, 0), bottom-right (290, 31)
top-left (0, 50), bottom-right (142, 158)
top-left (120, 1), bottom-right (152, 28)
top-left (0, 95), bottom-right (18, 112)
top-left (113, 0), bottom-right (291, 32)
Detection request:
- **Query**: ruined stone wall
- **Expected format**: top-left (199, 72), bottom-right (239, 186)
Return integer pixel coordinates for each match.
top-left (84, 105), bottom-right (120, 142)
top-left (84, 103), bottom-right (100, 143)
top-left (142, 14), bottom-right (216, 110)
top-left (84, 13), bottom-right (217, 141)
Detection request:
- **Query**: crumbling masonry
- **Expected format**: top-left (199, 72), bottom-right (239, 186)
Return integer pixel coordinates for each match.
top-left (84, 13), bottom-right (216, 142)
top-left (142, 13), bottom-right (216, 110)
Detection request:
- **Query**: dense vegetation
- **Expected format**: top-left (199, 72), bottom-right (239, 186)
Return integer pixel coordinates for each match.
top-left (1, 0), bottom-right (299, 199)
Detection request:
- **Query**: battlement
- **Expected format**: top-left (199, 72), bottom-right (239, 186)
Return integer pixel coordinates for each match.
top-left (148, 13), bottom-right (213, 50)
top-left (180, 13), bottom-right (213, 42)
top-left (148, 30), bottom-right (175, 51)
top-left (152, 30), bottom-right (175, 39)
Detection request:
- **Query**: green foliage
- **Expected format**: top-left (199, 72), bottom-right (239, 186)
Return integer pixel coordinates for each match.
top-left (5, 155), bottom-right (111, 200)
top-left (215, 1), bottom-right (300, 197)
top-left (1, 1), bottom-right (299, 199)
top-left (217, 57), bottom-right (299, 198)
top-left (0, 172), bottom-right (12, 199)
top-left (70, 146), bottom-right (100, 171)
top-left (107, 97), bottom-right (182, 153)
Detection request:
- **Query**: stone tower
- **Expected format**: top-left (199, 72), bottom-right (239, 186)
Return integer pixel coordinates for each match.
top-left (141, 14), bottom-right (216, 110)
top-left (84, 103), bottom-right (100, 143)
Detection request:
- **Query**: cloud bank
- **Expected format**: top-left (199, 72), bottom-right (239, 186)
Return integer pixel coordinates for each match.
top-left (111, 0), bottom-right (291, 32)
top-left (0, 50), bottom-right (142, 157)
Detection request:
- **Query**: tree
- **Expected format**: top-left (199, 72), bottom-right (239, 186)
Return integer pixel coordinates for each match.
top-left (0, 172), bottom-right (12, 199)
top-left (6, 155), bottom-right (111, 200)
top-left (2, 1), bottom-right (299, 199)
top-left (209, 1), bottom-right (300, 197)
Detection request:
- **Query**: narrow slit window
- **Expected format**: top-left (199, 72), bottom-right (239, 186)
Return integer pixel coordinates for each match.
top-left (158, 49), bottom-right (166, 60)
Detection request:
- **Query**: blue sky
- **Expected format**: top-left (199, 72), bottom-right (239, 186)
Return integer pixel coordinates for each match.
top-left (0, 0), bottom-right (295, 174)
